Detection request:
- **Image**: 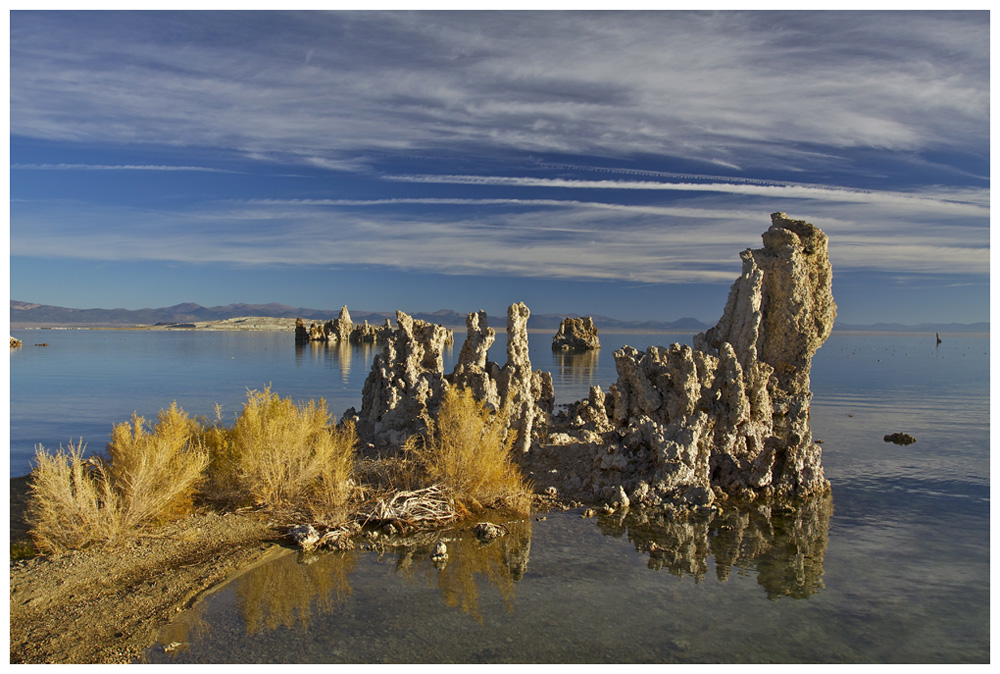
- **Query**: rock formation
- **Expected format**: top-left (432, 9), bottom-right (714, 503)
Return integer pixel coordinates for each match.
top-left (354, 311), bottom-right (454, 450)
top-left (535, 213), bottom-right (836, 507)
top-left (297, 307), bottom-right (394, 345)
top-left (350, 320), bottom-right (381, 343)
top-left (552, 316), bottom-right (600, 351)
top-left (294, 318), bottom-right (310, 345)
top-left (494, 303), bottom-right (555, 453)
top-left (10, 336), bottom-right (22, 348)
top-left (330, 305), bottom-right (354, 344)
top-left (355, 303), bottom-right (552, 454)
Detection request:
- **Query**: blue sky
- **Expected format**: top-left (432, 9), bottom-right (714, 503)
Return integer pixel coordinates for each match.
top-left (8, 10), bottom-right (990, 324)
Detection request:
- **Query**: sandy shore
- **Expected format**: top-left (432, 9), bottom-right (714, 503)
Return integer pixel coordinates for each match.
top-left (9, 477), bottom-right (285, 664)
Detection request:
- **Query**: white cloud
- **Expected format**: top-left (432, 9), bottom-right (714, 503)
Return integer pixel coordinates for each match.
top-left (10, 11), bottom-right (989, 171)
top-left (8, 11), bottom-right (988, 301)
top-left (384, 174), bottom-right (990, 217)
top-left (11, 163), bottom-right (235, 172)
top-left (11, 188), bottom-right (989, 283)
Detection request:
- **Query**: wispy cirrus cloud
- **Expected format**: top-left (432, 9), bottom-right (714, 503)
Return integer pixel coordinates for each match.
top-left (383, 174), bottom-right (990, 217)
top-left (12, 163), bottom-right (236, 173)
top-left (11, 189), bottom-right (989, 284)
top-left (10, 11), bottom-right (988, 173)
top-left (8, 11), bottom-right (989, 323)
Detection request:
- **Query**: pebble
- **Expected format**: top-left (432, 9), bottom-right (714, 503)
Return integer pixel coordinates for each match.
top-left (430, 541), bottom-right (448, 561)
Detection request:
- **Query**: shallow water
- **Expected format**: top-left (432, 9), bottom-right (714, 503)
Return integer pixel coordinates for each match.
top-left (9, 329), bottom-right (990, 662)
top-left (8, 328), bottom-right (680, 477)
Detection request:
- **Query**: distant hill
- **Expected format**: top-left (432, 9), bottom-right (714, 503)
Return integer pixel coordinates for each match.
top-left (10, 300), bottom-right (711, 333)
top-left (833, 321), bottom-right (990, 334)
top-left (9, 300), bottom-right (987, 334)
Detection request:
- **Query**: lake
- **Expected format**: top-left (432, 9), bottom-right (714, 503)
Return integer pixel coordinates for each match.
top-left (9, 328), bottom-right (990, 662)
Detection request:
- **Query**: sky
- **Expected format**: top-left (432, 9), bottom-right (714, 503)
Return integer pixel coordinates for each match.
top-left (7, 10), bottom-right (991, 325)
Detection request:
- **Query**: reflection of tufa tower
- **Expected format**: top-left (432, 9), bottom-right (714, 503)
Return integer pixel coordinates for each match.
top-left (597, 492), bottom-right (832, 597)
top-left (553, 348), bottom-right (600, 392)
top-left (334, 341), bottom-right (352, 385)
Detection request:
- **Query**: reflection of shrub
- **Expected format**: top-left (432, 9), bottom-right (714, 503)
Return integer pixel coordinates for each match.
top-left (236, 550), bottom-right (356, 635)
top-left (395, 519), bottom-right (532, 623)
top-left (406, 387), bottom-right (532, 515)
top-left (223, 387), bottom-right (357, 513)
top-left (28, 405), bottom-right (208, 554)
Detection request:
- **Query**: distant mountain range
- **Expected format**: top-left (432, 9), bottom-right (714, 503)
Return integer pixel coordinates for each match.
top-left (9, 300), bottom-right (988, 334)
top-left (832, 321), bottom-right (990, 334)
top-left (9, 300), bottom-right (712, 332)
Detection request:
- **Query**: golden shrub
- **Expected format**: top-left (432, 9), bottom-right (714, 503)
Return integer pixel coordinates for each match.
top-left (107, 403), bottom-right (209, 528)
top-left (27, 440), bottom-right (122, 554)
top-left (27, 403), bottom-right (208, 553)
top-left (225, 386), bottom-right (357, 512)
top-left (406, 386), bottom-right (532, 515)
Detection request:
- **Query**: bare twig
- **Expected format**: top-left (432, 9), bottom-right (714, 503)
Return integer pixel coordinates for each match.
top-left (359, 485), bottom-right (459, 530)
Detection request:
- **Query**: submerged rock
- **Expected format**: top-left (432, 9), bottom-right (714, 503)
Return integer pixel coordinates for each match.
top-left (552, 316), bottom-right (601, 351)
top-left (883, 433), bottom-right (916, 445)
top-left (472, 522), bottom-right (507, 543)
top-left (535, 212), bottom-right (836, 506)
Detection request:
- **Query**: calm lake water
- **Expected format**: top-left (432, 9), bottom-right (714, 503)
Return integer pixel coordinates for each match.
top-left (9, 328), bottom-right (990, 663)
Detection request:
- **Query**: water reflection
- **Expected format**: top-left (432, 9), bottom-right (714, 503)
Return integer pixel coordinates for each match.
top-left (236, 550), bottom-right (357, 634)
top-left (173, 519), bottom-right (535, 645)
top-left (389, 519), bottom-right (533, 623)
top-left (295, 341), bottom-right (377, 385)
top-left (597, 494), bottom-right (832, 599)
top-left (155, 593), bottom-right (212, 656)
top-left (152, 500), bottom-right (830, 656)
top-left (552, 348), bottom-right (600, 386)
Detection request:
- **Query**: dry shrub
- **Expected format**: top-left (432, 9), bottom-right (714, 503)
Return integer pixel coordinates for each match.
top-left (27, 440), bottom-right (123, 553)
top-left (406, 386), bottom-right (532, 515)
top-left (354, 454), bottom-right (419, 496)
top-left (27, 404), bottom-right (209, 554)
top-left (225, 387), bottom-right (357, 511)
top-left (107, 403), bottom-right (209, 528)
top-left (198, 404), bottom-right (242, 504)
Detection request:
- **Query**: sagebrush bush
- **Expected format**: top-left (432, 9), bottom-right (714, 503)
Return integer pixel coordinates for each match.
top-left (27, 439), bottom-right (123, 554)
top-left (27, 404), bottom-right (208, 553)
top-left (223, 387), bottom-right (357, 511)
top-left (107, 403), bottom-right (209, 528)
top-left (406, 386), bottom-right (532, 514)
